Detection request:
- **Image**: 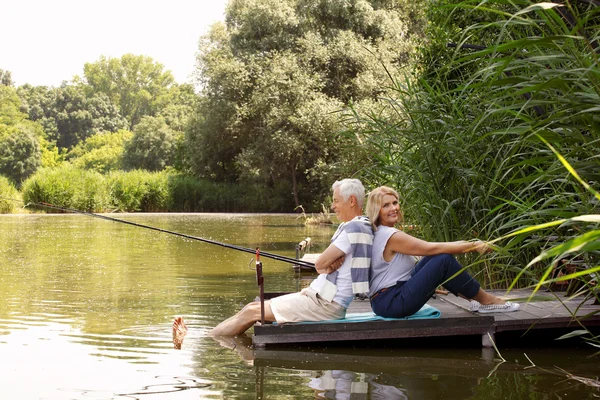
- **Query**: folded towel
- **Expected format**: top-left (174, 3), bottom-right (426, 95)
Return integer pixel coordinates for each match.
top-left (285, 304), bottom-right (441, 325)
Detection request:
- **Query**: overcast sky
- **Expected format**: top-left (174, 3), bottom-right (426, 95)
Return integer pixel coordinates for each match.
top-left (1, 0), bottom-right (229, 86)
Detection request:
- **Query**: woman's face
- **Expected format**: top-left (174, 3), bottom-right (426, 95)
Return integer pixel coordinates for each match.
top-left (378, 194), bottom-right (401, 227)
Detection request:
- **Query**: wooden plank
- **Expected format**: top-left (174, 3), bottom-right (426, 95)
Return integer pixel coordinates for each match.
top-left (253, 316), bottom-right (495, 345)
top-left (252, 287), bottom-right (600, 346)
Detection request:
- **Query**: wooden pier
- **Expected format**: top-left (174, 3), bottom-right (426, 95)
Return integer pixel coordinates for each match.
top-left (253, 288), bottom-right (600, 347)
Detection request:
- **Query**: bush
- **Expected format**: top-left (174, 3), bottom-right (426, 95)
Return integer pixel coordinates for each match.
top-left (0, 176), bottom-right (19, 213)
top-left (167, 174), bottom-right (291, 212)
top-left (21, 165), bottom-right (109, 212)
top-left (107, 170), bottom-right (171, 212)
top-left (20, 168), bottom-right (296, 213)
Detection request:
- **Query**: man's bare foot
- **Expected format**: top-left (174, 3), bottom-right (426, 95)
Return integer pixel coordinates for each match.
top-left (172, 317), bottom-right (188, 349)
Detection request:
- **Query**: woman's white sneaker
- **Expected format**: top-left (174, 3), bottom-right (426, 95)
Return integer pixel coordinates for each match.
top-left (470, 300), bottom-right (520, 313)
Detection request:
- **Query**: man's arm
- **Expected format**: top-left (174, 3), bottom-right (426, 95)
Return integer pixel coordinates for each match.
top-left (314, 243), bottom-right (346, 274)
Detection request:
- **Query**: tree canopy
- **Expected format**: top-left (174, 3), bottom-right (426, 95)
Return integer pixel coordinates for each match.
top-left (0, 86), bottom-right (42, 184)
top-left (18, 84), bottom-right (128, 150)
top-left (189, 0), bottom-right (425, 207)
top-left (83, 54), bottom-right (177, 129)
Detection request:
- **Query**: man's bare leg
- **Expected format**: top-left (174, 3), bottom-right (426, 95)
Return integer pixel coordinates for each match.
top-left (210, 300), bottom-right (277, 337)
top-left (172, 316), bottom-right (188, 349)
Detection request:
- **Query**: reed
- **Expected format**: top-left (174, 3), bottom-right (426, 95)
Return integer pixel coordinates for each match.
top-left (107, 170), bottom-right (171, 212)
top-left (0, 176), bottom-right (19, 213)
top-left (347, 0), bottom-right (600, 288)
top-left (21, 165), bottom-right (109, 212)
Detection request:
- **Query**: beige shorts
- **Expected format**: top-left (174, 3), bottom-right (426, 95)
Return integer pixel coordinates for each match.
top-left (269, 288), bottom-right (346, 323)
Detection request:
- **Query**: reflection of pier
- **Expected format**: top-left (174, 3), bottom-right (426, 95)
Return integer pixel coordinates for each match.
top-left (227, 337), bottom-right (599, 400)
top-left (235, 336), bottom-right (501, 400)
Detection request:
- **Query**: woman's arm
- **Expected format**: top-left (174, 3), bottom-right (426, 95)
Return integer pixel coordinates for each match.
top-left (385, 230), bottom-right (491, 257)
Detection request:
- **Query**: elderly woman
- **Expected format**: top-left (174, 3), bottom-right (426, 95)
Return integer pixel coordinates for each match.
top-left (366, 186), bottom-right (519, 317)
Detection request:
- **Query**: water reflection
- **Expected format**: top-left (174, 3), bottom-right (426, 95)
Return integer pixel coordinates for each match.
top-left (2, 214), bottom-right (600, 399)
top-left (211, 334), bottom-right (600, 399)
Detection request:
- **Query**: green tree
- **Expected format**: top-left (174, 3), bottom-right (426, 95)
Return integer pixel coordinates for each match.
top-left (123, 116), bottom-right (177, 171)
top-left (18, 84), bottom-right (127, 150)
top-left (189, 0), bottom-right (426, 208)
top-left (68, 129), bottom-right (133, 173)
top-left (83, 54), bottom-right (176, 129)
top-left (0, 86), bottom-right (42, 184)
top-left (0, 69), bottom-right (14, 87)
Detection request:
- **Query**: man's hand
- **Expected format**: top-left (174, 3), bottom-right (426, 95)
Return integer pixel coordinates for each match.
top-left (315, 243), bottom-right (346, 273)
top-left (327, 256), bottom-right (345, 273)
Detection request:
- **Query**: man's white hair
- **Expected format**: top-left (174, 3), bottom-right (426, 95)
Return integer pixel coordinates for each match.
top-left (332, 179), bottom-right (366, 208)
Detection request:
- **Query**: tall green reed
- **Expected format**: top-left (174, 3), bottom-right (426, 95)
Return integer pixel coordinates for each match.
top-left (347, 0), bottom-right (600, 287)
top-left (0, 176), bottom-right (19, 213)
top-left (107, 170), bottom-right (171, 212)
top-left (21, 165), bottom-right (109, 212)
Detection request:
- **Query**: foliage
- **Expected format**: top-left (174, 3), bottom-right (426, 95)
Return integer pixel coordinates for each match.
top-left (82, 54), bottom-right (177, 129)
top-left (346, 0), bottom-right (600, 286)
top-left (19, 166), bottom-right (295, 213)
top-left (21, 165), bottom-right (109, 212)
top-left (0, 69), bottom-right (14, 87)
top-left (122, 116), bottom-right (177, 171)
top-left (0, 86), bottom-right (42, 184)
top-left (68, 130), bottom-right (133, 173)
top-left (167, 174), bottom-right (291, 212)
top-left (17, 84), bottom-right (128, 150)
top-left (188, 0), bottom-right (427, 208)
top-left (107, 170), bottom-right (171, 212)
top-left (0, 175), bottom-right (19, 213)
top-left (39, 136), bottom-right (65, 168)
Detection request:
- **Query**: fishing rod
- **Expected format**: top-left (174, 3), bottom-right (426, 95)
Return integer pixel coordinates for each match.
top-left (19, 200), bottom-right (316, 269)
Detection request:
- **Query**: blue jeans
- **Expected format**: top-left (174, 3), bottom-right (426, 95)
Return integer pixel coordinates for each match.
top-left (370, 254), bottom-right (481, 318)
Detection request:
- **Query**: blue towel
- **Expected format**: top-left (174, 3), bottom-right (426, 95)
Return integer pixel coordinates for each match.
top-left (285, 304), bottom-right (441, 325)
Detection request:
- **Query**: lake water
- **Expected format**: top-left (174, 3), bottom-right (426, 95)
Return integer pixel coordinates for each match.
top-left (1, 213), bottom-right (598, 399)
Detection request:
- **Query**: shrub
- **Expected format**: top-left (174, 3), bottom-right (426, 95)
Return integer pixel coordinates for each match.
top-left (167, 174), bottom-right (291, 212)
top-left (0, 176), bottom-right (19, 213)
top-left (107, 170), bottom-right (170, 212)
top-left (21, 165), bottom-right (109, 212)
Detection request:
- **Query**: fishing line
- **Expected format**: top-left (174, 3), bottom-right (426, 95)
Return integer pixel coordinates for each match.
top-left (1, 196), bottom-right (316, 269)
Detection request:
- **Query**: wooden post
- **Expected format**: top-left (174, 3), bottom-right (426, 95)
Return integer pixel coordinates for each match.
top-left (482, 331), bottom-right (495, 348)
top-left (256, 248), bottom-right (265, 325)
top-left (255, 365), bottom-right (265, 399)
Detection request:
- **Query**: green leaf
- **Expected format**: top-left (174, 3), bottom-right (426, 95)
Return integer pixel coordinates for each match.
top-left (555, 330), bottom-right (590, 340)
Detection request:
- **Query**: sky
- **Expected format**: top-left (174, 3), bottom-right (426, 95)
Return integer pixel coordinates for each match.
top-left (1, 0), bottom-right (229, 87)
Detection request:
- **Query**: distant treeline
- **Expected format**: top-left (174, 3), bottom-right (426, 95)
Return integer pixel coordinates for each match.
top-left (0, 0), bottom-right (427, 213)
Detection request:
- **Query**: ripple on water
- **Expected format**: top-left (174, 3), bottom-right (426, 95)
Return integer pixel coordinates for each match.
top-left (1, 320), bottom-right (214, 399)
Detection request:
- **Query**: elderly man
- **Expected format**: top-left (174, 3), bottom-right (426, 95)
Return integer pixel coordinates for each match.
top-left (209, 178), bottom-right (373, 336)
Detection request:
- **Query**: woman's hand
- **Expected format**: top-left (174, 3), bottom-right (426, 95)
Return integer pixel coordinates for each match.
top-left (471, 240), bottom-right (493, 254)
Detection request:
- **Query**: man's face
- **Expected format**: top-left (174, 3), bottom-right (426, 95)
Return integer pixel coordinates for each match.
top-left (331, 188), bottom-right (354, 222)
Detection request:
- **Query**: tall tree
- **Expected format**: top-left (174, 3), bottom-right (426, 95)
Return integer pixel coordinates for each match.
top-left (189, 0), bottom-right (425, 208)
top-left (68, 130), bottom-right (133, 173)
top-left (0, 86), bottom-right (42, 184)
top-left (18, 84), bottom-right (127, 150)
top-left (123, 116), bottom-right (177, 171)
top-left (0, 69), bottom-right (14, 87)
top-left (83, 54), bottom-right (176, 129)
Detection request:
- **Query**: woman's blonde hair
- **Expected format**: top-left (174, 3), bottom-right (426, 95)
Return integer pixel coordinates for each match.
top-left (366, 186), bottom-right (400, 230)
